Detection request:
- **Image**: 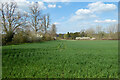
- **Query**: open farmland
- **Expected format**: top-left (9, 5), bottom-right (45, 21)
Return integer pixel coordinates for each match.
top-left (2, 40), bottom-right (118, 78)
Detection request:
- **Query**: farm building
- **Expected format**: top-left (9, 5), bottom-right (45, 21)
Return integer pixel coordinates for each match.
top-left (76, 37), bottom-right (96, 40)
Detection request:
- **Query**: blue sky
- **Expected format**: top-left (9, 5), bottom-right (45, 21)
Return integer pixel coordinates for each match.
top-left (0, 0), bottom-right (118, 33)
top-left (42, 2), bottom-right (118, 33)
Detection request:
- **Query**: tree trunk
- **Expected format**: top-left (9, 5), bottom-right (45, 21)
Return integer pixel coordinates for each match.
top-left (5, 31), bottom-right (14, 43)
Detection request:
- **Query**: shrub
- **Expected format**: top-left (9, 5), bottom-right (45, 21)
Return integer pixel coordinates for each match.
top-left (12, 31), bottom-right (29, 44)
top-left (2, 31), bottom-right (15, 45)
top-left (42, 34), bottom-right (53, 41)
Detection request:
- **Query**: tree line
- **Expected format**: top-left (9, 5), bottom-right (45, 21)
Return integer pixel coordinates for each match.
top-left (57, 25), bottom-right (119, 40)
top-left (0, 2), bottom-right (57, 45)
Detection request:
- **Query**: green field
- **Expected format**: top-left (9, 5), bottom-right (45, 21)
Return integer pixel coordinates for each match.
top-left (2, 40), bottom-right (118, 78)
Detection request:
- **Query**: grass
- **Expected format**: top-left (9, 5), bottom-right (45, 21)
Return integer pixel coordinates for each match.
top-left (2, 40), bottom-right (118, 78)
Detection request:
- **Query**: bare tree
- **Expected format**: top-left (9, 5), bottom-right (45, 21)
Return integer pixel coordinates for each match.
top-left (50, 24), bottom-right (56, 38)
top-left (0, 19), bottom-right (2, 45)
top-left (107, 24), bottom-right (118, 39)
top-left (0, 2), bottom-right (25, 42)
top-left (86, 27), bottom-right (95, 37)
top-left (96, 25), bottom-right (102, 34)
top-left (0, 19), bottom-right (2, 34)
top-left (95, 26), bottom-right (104, 39)
top-left (29, 3), bottom-right (42, 33)
top-left (42, 14), bottom-right (50, 35)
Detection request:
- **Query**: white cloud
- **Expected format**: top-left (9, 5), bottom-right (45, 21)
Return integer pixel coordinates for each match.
top-left (61, 0), bottom-right (71, 2)
top-left (30, 1), bottom-right (47, 10)
top-left (43, 0), bottom-right (57, 2)
top-left (48, 4), bottom-right (56, 8)
top-left (88, 2), bottom-right (116, 13)
top-left (58, 5), bottom-right (62, 8)
top-left (0, 0), bottom-right (29, 2)
top-left (94, 19), bottom-right (117, 23)
top-left (69, 2), bottom-right (117, 22)
top-left (38, 1), bottom-right (47, 9)
top-left (54, 22), bottom-right (60, 25)
top-left (75, 9), bottom-right (92, 15)
top-left (69, 14), bottom-right (96, 22)
top-left (0, 0), bottom-right (46, 10)
top-left (69, 9), bottom-right (96, 22)
top-left (13, 0), bottom-right (28, 2)
top-left (0, 0), bottom-right (119, 2)
top-left (42, 0), bottom-right (70, 2)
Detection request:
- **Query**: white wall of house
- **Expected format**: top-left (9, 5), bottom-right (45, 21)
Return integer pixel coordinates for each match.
top-left (76, 37), bottom-right (96, 40)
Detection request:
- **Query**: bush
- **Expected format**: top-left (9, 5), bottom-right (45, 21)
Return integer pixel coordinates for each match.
top-left (42, 34), bottom-right (53, 41)
top-left (12, 31), bottom-right (29, 44)
top-left (2, 35), bottom-right (6, 45)
top-left (42, 36), bottom-right (53, 41)
top-left (2, 31), bottom-right (15, 45)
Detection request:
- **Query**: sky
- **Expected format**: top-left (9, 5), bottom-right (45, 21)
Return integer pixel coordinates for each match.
top-left (0, 0), bottom-right (118, 34)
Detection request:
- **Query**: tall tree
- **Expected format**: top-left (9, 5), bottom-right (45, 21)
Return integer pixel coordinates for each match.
top-left (86, 27), bottom-right (95, 37)
top-left (95, 26), bottom-right (103, 39)
top-left (50, 24), bottom-right (56, 38)
top-left (107, 24), bottom-right (118, 39)
top-left (96, 26), bottom-right (102, 34)
top-left (42, 14), bottom-right (50, 35)
top-left (29, 3), bottom-right (42, 33)
top-left (0, 2), bottom-right (25, 42)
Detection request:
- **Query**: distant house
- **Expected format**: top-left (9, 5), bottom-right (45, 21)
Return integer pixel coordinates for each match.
top-left (76, 37), bottom-right (90, 40)
top-left (76, 37), bottom-right (96, 40)
top-left (28, 32), bottom-right (43, 40)
top-left (90, 37), bottom-right (96, 40)
top-left (35, 34), bottom-right (43, 38)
